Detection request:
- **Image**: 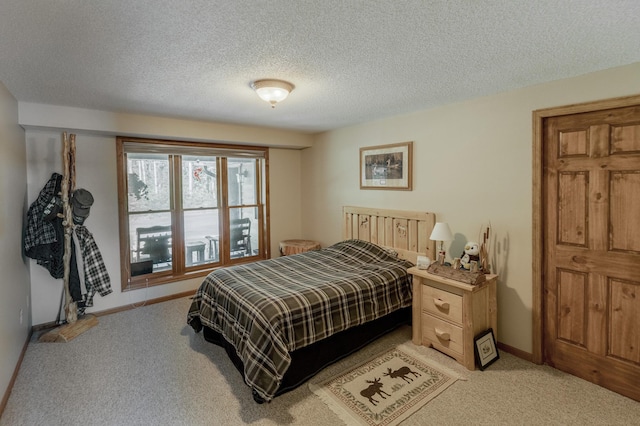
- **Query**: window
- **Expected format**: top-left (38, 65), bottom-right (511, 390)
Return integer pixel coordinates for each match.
top-left (116, 137), bottom-right (269, 291)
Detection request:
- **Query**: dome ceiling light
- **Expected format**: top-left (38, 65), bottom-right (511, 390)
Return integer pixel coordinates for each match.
top-left (250, 79), bottom-right (294, 108)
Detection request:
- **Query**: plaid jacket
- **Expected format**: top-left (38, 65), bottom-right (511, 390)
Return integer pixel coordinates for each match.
top-left (75, 225), bottom-right (112, 306)
top-left (24, 173), bottom-right (64, 277)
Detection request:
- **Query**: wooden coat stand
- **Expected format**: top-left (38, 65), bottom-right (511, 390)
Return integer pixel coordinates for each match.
top-left (39, 132), bottom-right (98, 342)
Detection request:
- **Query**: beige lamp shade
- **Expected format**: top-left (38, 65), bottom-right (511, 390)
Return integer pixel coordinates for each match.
top-left (430, 222), bottom-right (453, 241)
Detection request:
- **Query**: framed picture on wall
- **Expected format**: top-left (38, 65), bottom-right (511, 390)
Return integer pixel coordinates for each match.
top-left (360, 141), bottom-right (413, 190)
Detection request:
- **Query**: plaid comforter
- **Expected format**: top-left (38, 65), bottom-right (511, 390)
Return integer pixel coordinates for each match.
top-left (187, 239), bottom-right (413, 401)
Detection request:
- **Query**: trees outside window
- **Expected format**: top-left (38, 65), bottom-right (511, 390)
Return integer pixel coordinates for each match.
top-left (116, 137), bottom-right (269, 291)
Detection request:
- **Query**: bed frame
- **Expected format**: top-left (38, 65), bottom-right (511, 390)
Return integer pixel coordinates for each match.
top-left (203, 206), bottom-right (436, 403)
top-left (343, 206), bottom-right (436, 264)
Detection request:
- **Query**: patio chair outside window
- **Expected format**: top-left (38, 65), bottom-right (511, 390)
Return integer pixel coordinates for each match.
top-left (230, 218), bottom-right (251, 257)
top-left (136, 225), bottom-right (172, 264)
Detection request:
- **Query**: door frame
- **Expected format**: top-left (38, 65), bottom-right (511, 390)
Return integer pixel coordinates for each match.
top-left (531, 93), bottom-right (640, 364)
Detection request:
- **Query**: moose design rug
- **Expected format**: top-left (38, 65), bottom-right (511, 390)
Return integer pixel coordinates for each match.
top-left (308, 344), bottom-right (463, 426)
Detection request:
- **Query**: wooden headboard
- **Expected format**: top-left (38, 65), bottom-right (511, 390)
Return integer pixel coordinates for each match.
top-left (343, 206), bottom-right (436, 264)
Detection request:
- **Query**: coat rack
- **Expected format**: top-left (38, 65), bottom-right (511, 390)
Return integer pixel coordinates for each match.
top-left (39, 132), bottom-right (98, 342)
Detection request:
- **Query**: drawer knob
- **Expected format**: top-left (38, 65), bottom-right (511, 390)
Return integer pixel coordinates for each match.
top-left (433, 298), bottom-right (450, 310)
top-left (434, 328), bottom-right (450, 341)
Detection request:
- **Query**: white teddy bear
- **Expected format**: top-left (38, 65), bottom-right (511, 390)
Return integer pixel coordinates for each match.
top-left (460, 242), bottom-right (480, 270)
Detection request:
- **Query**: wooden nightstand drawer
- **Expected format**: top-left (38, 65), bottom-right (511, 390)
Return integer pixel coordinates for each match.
top-left (422, 286), bottom-right (463, 324)
top-left (422, 314), bottom-right (464, 356)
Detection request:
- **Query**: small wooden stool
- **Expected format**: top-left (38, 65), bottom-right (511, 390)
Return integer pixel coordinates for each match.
top-left (279, 239), bottom-right (321, 256)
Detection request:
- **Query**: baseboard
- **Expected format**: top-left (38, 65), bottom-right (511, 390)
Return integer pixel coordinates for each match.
top-left (93, 290), bottom-right (196, 318)
top-left (32, 290), bottom-right (196, 332)
top-left (497, 341), bottom-right (534, 363)
top-left (1, 328), bottom-right (32, 418)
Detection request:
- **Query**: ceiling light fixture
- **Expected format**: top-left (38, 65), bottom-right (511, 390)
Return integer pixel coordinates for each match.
top-left (250, 79), bottom-right (294, 108)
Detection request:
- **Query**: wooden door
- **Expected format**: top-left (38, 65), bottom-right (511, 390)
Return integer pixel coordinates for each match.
top-left (543, 104), bottom-right (640, 401)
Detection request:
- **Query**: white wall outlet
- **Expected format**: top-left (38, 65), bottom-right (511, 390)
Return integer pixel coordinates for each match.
top-left (20, 309), bottom-right (23, 325)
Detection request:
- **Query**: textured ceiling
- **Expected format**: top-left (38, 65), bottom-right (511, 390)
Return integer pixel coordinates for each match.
top-left (1, 1), bottom-right (639, 133)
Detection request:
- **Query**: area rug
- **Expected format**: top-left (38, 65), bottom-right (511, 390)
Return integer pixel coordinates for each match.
top-left (308, 344), bottom-right (463, 426)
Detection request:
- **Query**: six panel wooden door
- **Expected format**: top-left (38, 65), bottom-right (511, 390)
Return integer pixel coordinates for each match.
top-left (543, 105), bottom-right (640, 401)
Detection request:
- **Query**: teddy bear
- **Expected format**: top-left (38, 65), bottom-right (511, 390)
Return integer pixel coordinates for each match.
top-left (460, 241), bottom-right (480, 270)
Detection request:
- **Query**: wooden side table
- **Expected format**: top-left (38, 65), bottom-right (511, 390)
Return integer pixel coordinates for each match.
top-left (279, 239), bottom-right (321, 256)
top-left (408, 267), bottom-right (498, 370)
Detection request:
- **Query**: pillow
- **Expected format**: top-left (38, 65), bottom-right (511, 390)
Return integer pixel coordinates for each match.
top-left (380, 246), bottom-right (399, 258)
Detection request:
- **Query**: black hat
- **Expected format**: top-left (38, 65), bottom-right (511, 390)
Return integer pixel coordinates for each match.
top-left (71, 189), bottom-right (94, 218)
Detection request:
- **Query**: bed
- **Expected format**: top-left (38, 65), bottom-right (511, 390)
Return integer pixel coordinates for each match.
top-left (187, 206), bottom-right (436, 402)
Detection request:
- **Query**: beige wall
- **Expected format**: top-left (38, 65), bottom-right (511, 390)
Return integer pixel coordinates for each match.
top-left (0, 82), bottom-right (30, 403)
top-left (24, 111), bottom-right (305, 326)
top-left (269, 148), bottom-right (303, 247)
top-left (302, 62), bottom-right (640, 353)
top-left (19, 103), bottom-right (314, 149)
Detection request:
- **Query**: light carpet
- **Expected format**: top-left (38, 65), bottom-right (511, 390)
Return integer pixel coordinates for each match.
top-left (309, 343), bottom-right (463, 426)
top-left (3, 297), bottom-right (640, 426)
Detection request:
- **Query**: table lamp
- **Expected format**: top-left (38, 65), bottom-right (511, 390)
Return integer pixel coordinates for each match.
top-left (430, 222), bottom-right (453, 265)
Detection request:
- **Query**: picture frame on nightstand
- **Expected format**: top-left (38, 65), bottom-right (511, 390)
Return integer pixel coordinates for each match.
top-left (474, 328), bottom-right (499, 370)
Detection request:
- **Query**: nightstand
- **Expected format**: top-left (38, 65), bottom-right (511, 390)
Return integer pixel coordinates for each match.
top-left (408, 267), bottom-right (498, 370)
